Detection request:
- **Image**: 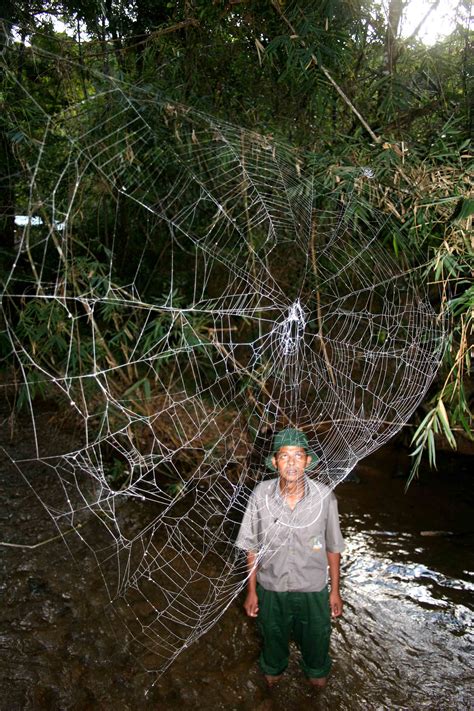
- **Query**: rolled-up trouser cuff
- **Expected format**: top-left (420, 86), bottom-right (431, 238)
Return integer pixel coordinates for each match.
top-left (300, 656), bottom-right (332, 679)
top-left (258, 652), bottom-right (288, 676)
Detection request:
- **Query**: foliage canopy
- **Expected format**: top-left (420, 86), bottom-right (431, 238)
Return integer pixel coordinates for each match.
top-left (1, 0), bottom-right (472, 481)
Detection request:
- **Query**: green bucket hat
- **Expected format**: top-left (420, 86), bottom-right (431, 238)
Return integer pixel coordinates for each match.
top-left (265, 428), bottom-right (319, 472)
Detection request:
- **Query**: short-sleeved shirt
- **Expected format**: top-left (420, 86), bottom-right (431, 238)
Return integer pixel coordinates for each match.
top-left (235, 477), bottom-right (345, 593)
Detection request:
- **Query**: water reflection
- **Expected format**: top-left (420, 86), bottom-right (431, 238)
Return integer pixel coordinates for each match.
top-left (326, 506), bottom-right (474, 711)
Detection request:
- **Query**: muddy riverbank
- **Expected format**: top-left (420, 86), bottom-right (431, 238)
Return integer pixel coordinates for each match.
top-left (1, 407), bottom-right (473, 710)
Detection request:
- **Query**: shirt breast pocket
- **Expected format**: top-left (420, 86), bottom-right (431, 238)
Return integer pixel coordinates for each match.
top-left (309, 532), bottom-right (324, 552)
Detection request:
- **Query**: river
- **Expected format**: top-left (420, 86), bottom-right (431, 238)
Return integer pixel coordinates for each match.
top-left (1, 408), bottom-right (472, 710)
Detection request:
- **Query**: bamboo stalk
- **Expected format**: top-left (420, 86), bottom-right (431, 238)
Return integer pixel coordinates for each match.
top-left (271, 2), bottom-right (381, 144)
top-left (0, 523), bottom-right (83, 549)
top-left (310, 219), bottom-right (336, 385)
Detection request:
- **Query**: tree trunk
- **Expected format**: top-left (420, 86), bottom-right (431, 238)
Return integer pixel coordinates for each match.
top-left (0, 129), bottom-right (16, 255)
top-left (0, 23), bottom-right (17, 257)
top-left (384, 0), bottom-right (405, 75)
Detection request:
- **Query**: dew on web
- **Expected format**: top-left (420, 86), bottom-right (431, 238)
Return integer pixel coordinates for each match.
top-left (1, 44), bottom-right (446, 681)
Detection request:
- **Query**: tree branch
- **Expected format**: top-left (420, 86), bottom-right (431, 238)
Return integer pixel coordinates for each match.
top-left (271, 1), bottom-right (381, 144)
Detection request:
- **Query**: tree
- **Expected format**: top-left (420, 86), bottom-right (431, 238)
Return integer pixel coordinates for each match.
top-left (1, 0), bottom-right (472, 476)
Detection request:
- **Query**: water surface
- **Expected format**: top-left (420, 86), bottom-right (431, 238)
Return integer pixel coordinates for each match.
top-left (1, 411), bottom-right (472, 710)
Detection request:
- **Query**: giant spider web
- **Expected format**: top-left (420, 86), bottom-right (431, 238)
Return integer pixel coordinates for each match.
top-left (1, 48), bottom-right (445, 683)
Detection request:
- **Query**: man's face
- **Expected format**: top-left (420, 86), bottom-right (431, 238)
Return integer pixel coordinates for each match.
top-left (272, 445), bottom-right (311, 485)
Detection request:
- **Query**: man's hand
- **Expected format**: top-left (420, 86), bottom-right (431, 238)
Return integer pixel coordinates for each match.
top-left (329, 590), bottom-right (343, 618)
top-left (244, 590), bottom-right (259, 617)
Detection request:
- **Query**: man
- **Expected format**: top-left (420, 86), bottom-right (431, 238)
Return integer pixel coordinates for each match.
top-left (236, 428), bottom-right (345, 688)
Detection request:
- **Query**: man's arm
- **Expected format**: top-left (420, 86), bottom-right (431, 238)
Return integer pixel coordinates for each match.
top-left (243, 550), bottom-right (259, 617)
top-left (327, 551), bottom-right (343, 617)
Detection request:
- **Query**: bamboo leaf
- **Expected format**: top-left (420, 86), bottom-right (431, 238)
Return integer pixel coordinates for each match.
top-left (437, 400), bottom-right (457, 449)
top-left (449, 197), bottom-right (474, 223)
top-left (411, 409), bottom-right (436, 443)
top-left (123, 377), bottom-right (148, 397)
top-left (427, 429), bottom-right (436, 469)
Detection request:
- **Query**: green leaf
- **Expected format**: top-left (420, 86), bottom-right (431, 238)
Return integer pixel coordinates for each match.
top-left (455, 409), bottom-right (473, 437)
top-left (427, 429), bottom-right (436, 469)
top-left (449, 197), bottom-right (474, 223)
top-left (437, 400), bottom-right (457, 449)
top-left (392, 233), bottom-right (399, 258)
top-left (122, 377), bottom-right (151, 398)
top-left (411, 409), bottom-right (436, 443)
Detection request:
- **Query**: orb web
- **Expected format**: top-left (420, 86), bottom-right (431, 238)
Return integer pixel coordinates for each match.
top-left (1, 52), bottom-right (445, 681)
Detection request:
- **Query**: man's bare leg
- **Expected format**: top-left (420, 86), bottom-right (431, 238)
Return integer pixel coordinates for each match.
top-left (264, 674), bottom-right (282, 687)
top-left (309, 676), bottom-right (327, 688)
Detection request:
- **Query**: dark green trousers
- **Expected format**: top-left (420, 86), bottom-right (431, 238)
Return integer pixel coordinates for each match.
top-left (256, 584), bottom-right (332, 679)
